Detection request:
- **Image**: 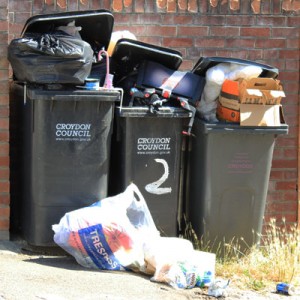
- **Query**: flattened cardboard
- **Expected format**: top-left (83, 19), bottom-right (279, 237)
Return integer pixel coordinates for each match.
top-left (240, 104), bottom-right (285, 126)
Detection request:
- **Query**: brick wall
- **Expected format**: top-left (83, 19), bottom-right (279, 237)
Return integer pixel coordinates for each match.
top-left (1, 0), bottom-right (300, 240)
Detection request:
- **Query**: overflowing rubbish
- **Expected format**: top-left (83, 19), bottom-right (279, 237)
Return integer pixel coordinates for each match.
top-left (53, 184), bottom-right (216, 290)
top-left (8, 26), bottom-right (94, 84)
top-left (207, 279), bottom-right (230, 297)
top-left (53, 184), bottom-right (160, 272)
top-left (7, 9), bottom-right (289, 296)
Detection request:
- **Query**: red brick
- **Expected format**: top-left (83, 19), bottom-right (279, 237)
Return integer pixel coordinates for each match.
top-left (251, 0), bottom-right (261, 13)
top-left (279, 71), bottom-right (299, 81)
top-left (272, 27), bottom-right (299, 38)
top-left (256, 38), bottom-right (286, 49)
top-left (210, 26), bottom-right (239, 37)
top-left (163, 15), bottom-right (192, 25)
top-left (135, 0), bottom-right (144, 12)
top-left (286, 60), bottom-right (300, 70)
top-left (140, 14), bottom-right (161, 24)
top-left (194, 15), bottom-right (226, 26)
top-left (141, 36), bottom-right (162, 46)
top-left (146, 25), bottom-right (176, 36)
top-left (267, 201), bottom-right (298, 213)
top-left (8, 0), bottom-right (32, 12)
top-left (178, 26), bottom-right (208, 37)
top-left (32, 0), bottom-right (43, 13)
top-left (0, 132), bottom-right (8, 142)
top-left (163, 37), bottom-right (193, 48)
top-left (279, 49), bottom-right (300, 59)
top-left (157, 0), bottom-right (167, 10)
top-left (0, 181), bottom-right (9, 193)
top-left (263, 49), bottom-right (279, 60)
top-left (124, 25), bottom-right (146, 36)
top-left (0, 119), bottom-right (8, 130)
top-left (226, 38), bottom-right (255, 48)
top-left (0, 219), bottom-right (9, 231)
top-left (270, 170), bottom-right (284, 180)
top-left (287, 38), bottom-right (299, 49)
top-left (0, 143), bottom-right (8, 156)
top-left (283, 170), bottom-right (298, 180)
top-left (188, 0), bottom-right (198, 12)
top-left (283, 191), bottom-right (298, 201)
top-left (226, 16), bottom-right (255, 26)
top-left (0, 20), bottom-right (8, 31)
top-left (0, 107), bottom-right (8, 118)
top-left (112, 0), bottom-right (123, 12)
top-left (287, 16), bottom-right (300, 27)
top-left (123, 0), bottom-right (133, 10)
top-left (0, 156), bottom-right (9, 168)
top-left (276, 181), bottom-right (297, 191)
top-left (241, 27), bottom-right (271, 37)
top-left (167, 0), bottom-right (176, 12)
top-left (272, 159), bottom-right (297, 169)
top-left (0, 96), bottom-right (8, 106)
top-left (257, 16), bottom-right (286, 27)
top-left (0, 194), bottom-right (9, 205)
top-left (180, 60), bottom-right (193, 71)
top-left (0, 168), bottom-right (9, 180)
top-left (68, 0), bottom-right (78, 10)
top-left (0, 7), bottom-right (8, 20)
top-left (247, 49), bottom-right (263, 60)
top-left (196, 38), bottom-right (225, 48)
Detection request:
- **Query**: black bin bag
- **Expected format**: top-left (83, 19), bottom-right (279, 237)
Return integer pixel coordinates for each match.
top-left (8, 31), bottom-right (94, 84)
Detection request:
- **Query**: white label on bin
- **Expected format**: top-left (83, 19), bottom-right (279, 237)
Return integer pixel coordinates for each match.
top-left (55, 123), bottom-right (91, 142)
top-left (145, 158), bottom-right (172, 195)
top-left (137, 137), bottom-right (171, 155)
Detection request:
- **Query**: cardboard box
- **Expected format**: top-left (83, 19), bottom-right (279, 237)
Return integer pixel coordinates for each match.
top-left (217, 78), bottom-right (286, 126)
top-left (239, 78), bottom-right (285, 105)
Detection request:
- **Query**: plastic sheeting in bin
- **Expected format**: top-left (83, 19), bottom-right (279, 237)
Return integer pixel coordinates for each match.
top-left (186, 117), bottom-right (288, 253)
top-left (12, 83), bottom-right (121, 246)
top-left (109, 107), bottom-right (191, 237)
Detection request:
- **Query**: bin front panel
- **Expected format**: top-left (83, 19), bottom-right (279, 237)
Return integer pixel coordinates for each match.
top-left (188, 118), bottom-right (277, 252)
top-left (114, 113), bottom-right (188, 237)
top-left (21, 87), bottom-right (118, 246)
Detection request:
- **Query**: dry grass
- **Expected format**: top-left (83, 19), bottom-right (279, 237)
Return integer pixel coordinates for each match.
top-left (184, 218), bottom-right (300, 292)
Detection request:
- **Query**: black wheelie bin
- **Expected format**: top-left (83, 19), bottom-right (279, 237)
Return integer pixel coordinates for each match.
top-left (8, 10), bottom-right (122, 246)
top-left (109, 41), bottom-right (205, 236)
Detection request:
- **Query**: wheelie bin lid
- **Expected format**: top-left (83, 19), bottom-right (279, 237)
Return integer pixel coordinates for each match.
top-left (192, 57), bottom-right (279, 79)
top-left (111, 38), bottom-right (183, 73)
top-left (20, 9), bottom-right (114, 51)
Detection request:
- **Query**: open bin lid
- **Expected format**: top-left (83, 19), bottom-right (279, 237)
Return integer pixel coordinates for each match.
top-left (20, 9), bottom-right (114, 51)
top-left (192, 57), bottom-right (279, 79)
top-left (110, 38), bottom-right (183, 79)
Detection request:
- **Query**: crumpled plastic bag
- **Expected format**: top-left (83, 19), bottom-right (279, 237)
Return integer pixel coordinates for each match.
top-left (141, 236), bottom-right (216, 289)
top-left (198, 62), bottom-right (262, 122)
top-left (52, 183), bottom-right (160, 272)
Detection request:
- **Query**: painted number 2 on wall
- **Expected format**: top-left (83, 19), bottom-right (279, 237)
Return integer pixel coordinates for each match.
top-left (145, 158), bottom-right (172, 195)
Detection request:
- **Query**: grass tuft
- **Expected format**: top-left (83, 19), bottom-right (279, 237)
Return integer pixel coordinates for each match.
top-left (184, 218), bottom-right (300, 292)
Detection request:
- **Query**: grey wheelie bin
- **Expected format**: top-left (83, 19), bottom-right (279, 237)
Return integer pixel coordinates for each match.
top-left (8, 10), bottom-right (121, 246)
top-left (186, 118), bottom-right (288, 254)
top-left (186, 56), bottom-right (288, 254)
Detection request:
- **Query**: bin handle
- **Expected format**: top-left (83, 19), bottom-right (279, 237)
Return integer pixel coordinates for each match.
top-left (98, 49), bottom-right (113, 89)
